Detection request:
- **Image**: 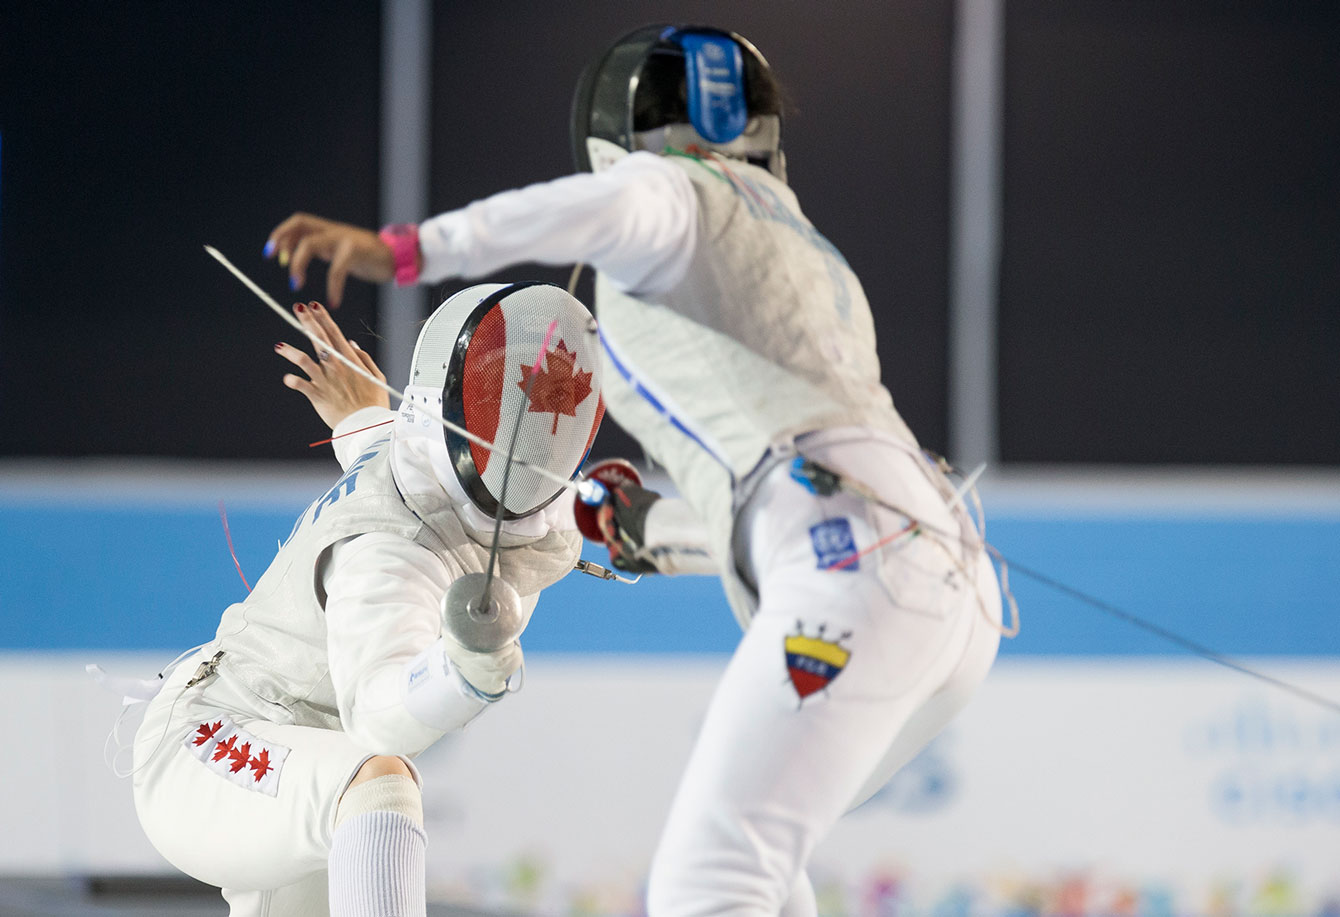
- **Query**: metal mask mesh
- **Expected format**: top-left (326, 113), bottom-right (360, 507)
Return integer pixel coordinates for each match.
top-left (420, 283), bottom-right (603, 519)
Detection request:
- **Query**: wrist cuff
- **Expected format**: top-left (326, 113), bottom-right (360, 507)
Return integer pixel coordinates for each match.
top-left (378, 223), bottom-right (421, 286)
top-left (402, 640), bottom-right (491, 733)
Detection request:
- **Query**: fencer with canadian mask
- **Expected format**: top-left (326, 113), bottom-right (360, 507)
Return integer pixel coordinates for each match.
top-left (266, 23), bottom-right (1006, 917)
top-left (129, 284), bottom-right (602, 917)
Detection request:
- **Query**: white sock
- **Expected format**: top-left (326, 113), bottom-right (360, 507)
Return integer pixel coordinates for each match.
top-left (328, 775), bottom-right (426, 917)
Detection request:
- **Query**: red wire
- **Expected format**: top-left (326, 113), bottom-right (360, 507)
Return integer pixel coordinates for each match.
top-left (825, 522), bottom-right (919, 572)
top-left (218, 501), bottom-right (252, 593)
top-left (308, 418), bottom-right (394, 448)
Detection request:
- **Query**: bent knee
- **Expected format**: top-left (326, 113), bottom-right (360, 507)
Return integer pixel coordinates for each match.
top-left (349, 754), bottom-right (412, 788)
top-left (337, 757), bottom-right (422, 830)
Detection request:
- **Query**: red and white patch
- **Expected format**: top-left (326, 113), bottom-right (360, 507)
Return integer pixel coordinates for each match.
top-left (183, 715), bottom-right (290, 797)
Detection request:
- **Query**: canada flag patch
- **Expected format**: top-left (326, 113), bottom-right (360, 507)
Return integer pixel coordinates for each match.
top-left (183, 715), bottom-right (289, 797)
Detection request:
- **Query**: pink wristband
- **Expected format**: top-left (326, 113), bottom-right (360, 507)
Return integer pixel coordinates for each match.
top-left (378, 223), bottom-right (421, 286)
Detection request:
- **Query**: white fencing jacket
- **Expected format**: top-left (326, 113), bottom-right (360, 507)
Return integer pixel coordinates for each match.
top-left (419, 151), bottom-right (916, 626)
top-left (201, 409), bottom-right (580, 757)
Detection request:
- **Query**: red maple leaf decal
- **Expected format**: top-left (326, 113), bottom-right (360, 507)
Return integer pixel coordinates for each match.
top-left (248, 748), bottom-right (273, 783)
top-left (517, 339), bottom-right (593, 434)
top-left (192, 720), bottom-right (223, 747)
top-left (212, 734), bottom-right (237, 762)
top-left (228, 741), bottom-right (252, 774)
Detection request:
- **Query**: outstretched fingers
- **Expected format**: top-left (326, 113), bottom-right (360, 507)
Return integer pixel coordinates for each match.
top-left (274, 339), bottom-right (324, 384)
top-left (287, 231), bottom-right (337, 296)
top-left (281, 372), bottom-right (318, 399)
top-left (350, 340), bottom-right (386, 382)
top-left (327, 236), bottom-right (359, 309)
top-left (265, 212), bottom-right (327, 266)
top-left (300, 300), bottom-right (360, 366)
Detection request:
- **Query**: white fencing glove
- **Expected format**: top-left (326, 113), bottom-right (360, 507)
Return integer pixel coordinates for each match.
top-left (441, 633), bottom-right (522, 700)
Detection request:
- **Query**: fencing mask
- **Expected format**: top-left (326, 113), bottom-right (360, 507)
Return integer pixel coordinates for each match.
top-left (571, 24), bottom-right (785, 180)
top-left (397, 282), bottom-right (604, 523)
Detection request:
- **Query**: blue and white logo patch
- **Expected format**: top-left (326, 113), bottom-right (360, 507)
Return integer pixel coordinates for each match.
top-left (809, 517), bottom-right (859, 571)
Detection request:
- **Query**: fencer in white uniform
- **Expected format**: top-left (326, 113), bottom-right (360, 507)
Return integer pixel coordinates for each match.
top-left (130, 285), bottom-right (603, 916)
top-left (266, 24), bottom-right (1008, 916)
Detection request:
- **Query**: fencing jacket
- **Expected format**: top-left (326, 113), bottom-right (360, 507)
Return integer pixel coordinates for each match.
top-left (201, 411), bottom-right (580, 756)
top-left (418, 151), bottom-right (916, 626)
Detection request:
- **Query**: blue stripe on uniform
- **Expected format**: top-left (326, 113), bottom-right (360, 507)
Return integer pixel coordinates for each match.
top-left (597, 327), bottom-right (734, 477)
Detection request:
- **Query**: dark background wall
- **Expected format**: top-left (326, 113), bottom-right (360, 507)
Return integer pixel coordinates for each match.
top-left (998, 1), bottom-right (1340, 464)
top-left (0, 2), bottom-right (383, 460)
top-left (422, 1), bottom-right (954, 463)
top-left (1, 2), bottom-right (1335, 464)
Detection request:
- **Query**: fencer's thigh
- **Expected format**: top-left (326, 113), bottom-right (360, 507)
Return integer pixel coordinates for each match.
top-left (648, 582), bottom-right (969, 916)
top-left (132, 664), bottom-right (372, 899)
top-left (660, 572), bottom-right (973, 838)
top-left (649, 438), bottom-right (999, 914)
top-left (846, 553), bottom-right (1002, 809)
top-left (740, 436), bottom-right (1003, 814)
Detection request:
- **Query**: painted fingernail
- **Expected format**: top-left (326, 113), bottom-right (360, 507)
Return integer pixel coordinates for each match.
top-left (289, 276), bottom-right (299, 291)
top-left (310, 302), bottom-right (322, 311)
top-left (274, 342), bottom-right (284, 350)
top-left (295, 303), bottom-right (306, 313)
top-left (264, 240), bottom-right (275, 257)
top-left (278, 250), bottom-right (290, 268)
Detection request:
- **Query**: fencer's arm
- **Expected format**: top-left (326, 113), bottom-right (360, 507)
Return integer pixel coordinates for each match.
top-left (418, 152), bottom-right (698, 295)
top-left (640, 497), bottom-right (719, 575)
top-left (323, 533), bottom-right (496, 757)
top-left (601, 486), bottom-right (718, 576)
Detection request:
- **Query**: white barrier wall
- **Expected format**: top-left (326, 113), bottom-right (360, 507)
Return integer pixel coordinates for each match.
top-left (7, 653), bottom-right (1339, 915)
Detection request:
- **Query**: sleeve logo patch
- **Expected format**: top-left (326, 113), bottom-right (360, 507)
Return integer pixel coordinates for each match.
top-left (183, 715), bottom-right (290, 797)
top-left (809, 517), bottom-right (859, 571)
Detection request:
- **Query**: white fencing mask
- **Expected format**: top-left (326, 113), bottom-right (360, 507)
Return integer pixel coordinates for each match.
top-left (397, 282), bottom-right (604, 521)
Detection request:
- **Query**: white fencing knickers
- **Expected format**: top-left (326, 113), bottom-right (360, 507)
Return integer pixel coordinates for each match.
top-left (131, 653), bottom-right (416, 916)
top-left (645, 430), bottom-right (1003, 917)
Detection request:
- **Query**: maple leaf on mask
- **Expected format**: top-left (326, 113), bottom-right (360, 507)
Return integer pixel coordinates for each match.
top-left (248, 748), bottom-right (273, 783)
top-left (193, 720), bottom-right (223, 747)
top-left (517, 339), bottom-right (593, 434)
top-left (228, 741), bottom-right (252, 774)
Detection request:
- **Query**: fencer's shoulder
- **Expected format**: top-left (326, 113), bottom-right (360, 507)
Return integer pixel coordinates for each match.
top-left (609, 150), bottom-right (685, 177)
top-left (327, 530), bottom-right (442, 575)
top-left (332, 406), bottom-right (397, 470)
top-left (600, 152), bottom-right (696, 200)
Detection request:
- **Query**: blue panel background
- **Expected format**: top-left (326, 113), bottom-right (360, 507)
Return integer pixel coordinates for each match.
top-left (2, 498), bottom-right (1337, 656)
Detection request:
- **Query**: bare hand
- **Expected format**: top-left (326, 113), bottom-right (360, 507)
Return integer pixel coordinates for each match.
top-left (274, 301), bottom-right (390, 430)
top-left (265, 213), bottom-right (395, 308)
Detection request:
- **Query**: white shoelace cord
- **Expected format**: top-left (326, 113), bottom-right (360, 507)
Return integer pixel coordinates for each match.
top-left (822, 459), bottom-right (1340, 716)
top-left (897, 471), bottom-right (1021, 639)
top-left (100, 643), bottom-right (206, 779)
top-left (806, 452), bottom-right (1020, 638)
